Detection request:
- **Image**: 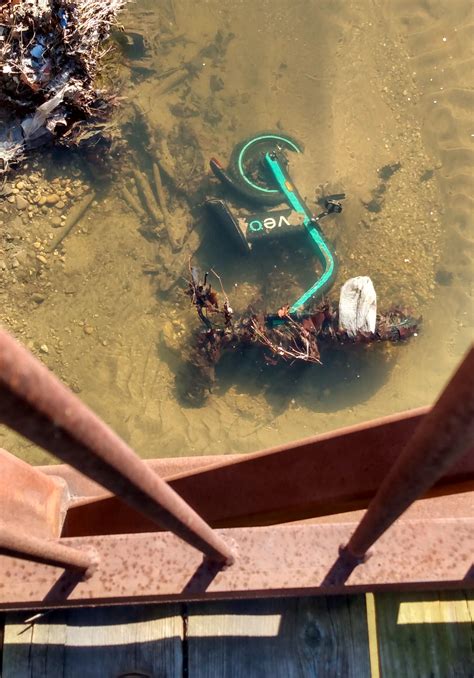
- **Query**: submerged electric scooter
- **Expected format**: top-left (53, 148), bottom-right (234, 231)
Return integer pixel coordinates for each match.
top-left (206, 132), bottom-right (344, 316)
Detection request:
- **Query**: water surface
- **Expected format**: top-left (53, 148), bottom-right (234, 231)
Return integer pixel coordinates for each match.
top-left (1, 0), bottom-right (472, 464)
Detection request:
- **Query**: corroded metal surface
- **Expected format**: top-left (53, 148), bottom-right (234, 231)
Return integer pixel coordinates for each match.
top-left (61, 408), bottom-right (474, 537)
top-left (0, 518), bottom-right (472, 610)
top-left (0, 522), bottom-right (97, 577)
top-left (0, 448), bottom-right (67, 539)
top-left (0, 328), bottom-right (234, 566)
top-left (344, 345), bottom-right (474, 560)
top-left (0, 332), bottom-right (472, 608)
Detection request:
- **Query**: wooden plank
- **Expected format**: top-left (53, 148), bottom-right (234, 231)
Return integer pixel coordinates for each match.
top-left (2, 604), bottom-right (183, 678)
top-left (365, 593), bottom-right (380, 678)
top-left (186, 596), bottom-right (371, 677)
top-left (375, 591), bottom-right (474, 678)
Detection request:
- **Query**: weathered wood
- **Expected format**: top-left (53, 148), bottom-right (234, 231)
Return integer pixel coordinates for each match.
top-left (375, 590), bottom-right (474, 678)
top-left (365, 592), bottom-right (380, 678)
top-left (186, 596), bottom-right (371, 677)
top-left (2, 604), bottom-right (183, 678)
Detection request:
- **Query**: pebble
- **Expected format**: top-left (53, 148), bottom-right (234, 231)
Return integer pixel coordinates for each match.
top-left (40, 344), bottom-right (49, 354)
top-left (31, 293), bottom-right (45, 304)
top-left (36, 254), bottom-right (48, 264)
top-left (45, 194), bottom-right (60, 206)
top-left (51, 216), bottom-right (62, 228)
top-left (15, 195), bottom-right (29, 210)
top-left (83, 325), bottom-right (94, 335)
top-left (56, 200), bottom-right (65, 209)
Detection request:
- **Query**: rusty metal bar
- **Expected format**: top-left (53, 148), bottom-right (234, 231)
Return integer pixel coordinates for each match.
top-left (344, 344), bottom-right (474, 561)
top-left (0, 447), bottom-right (68, 539)
top-left (0, 329), bottom-right (234, 566)
top-left (0, 521), bottom-right (96, 577)
top-left (57, 408), bottom-right (473, 537)
top-left (0, 517), bottom-right (472, 610)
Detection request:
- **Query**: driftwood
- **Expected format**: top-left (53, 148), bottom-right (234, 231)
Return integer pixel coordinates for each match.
top-left (121, 185), bottom-right (147, 219)
top-left (49, 192), bottom-right (95, 252)
top-left (131, 168), bottom-right (163, 227)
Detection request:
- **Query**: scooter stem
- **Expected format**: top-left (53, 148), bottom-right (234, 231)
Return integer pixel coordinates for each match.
top-left (264, 151), bottom-right (336, 312)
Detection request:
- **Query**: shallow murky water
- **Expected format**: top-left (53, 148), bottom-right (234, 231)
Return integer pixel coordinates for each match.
top-left (0, 0), bottom-right (472, 464)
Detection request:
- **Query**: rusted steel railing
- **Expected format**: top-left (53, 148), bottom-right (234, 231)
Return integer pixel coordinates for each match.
top-left (0, 521), bottom-right (97, 577)
top-left (0, 329), bottom-right (234, 567)
top-left (343, 344), bottom-right (474, 561)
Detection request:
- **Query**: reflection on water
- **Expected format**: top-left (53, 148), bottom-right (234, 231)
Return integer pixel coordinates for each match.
top-left (0, 0), bottom-right (472, 464)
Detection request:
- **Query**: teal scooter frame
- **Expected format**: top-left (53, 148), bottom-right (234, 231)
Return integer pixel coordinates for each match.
top-left (264, 151), bottom-right (336, 312)
top-left (208, 131), bottom-right (343, 314)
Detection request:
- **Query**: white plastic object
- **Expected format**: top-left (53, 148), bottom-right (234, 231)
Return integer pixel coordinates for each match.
top-left (338, 276), bottom-right (377, 337)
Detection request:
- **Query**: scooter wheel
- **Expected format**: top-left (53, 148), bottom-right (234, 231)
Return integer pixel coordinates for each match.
top-left (227, 131), bottom-right (303, 206)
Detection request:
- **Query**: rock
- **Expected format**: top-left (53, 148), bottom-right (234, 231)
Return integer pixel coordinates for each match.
top-left (45, 194), bottom-right (60, 206)
top-left (50, 216), bottom-right (62, 228)
top-left (31, 293), bottom-right (45, 304)
top-left (10, 257), bottom-right (19, 268)
top-left (40, 344), bottom-right (49, 354)
top-left (36, 254), bottom-right (48, 264)
top-left (83, 324), bottom-right (94, 335)
top-left (16, 181), bottom-right (25, 190)
top-left (15, 195), bottom-right (29, 210)
top-left (15, 250), bottom-right (28, 266)
top-left (56, 200), bottom-right (65, 209)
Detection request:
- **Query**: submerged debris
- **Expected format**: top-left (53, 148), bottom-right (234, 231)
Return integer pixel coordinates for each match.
top-left (0, 0), bottom-right (128, 175)
top-left (183, 267), bottom-right (421, 399)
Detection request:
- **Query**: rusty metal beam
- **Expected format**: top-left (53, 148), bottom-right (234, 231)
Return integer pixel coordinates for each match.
top-left (0, 328), bottom-right (234, 566)
top-left (0, 522), bottom-right (97, 577)
top-left (0, 448), bottom-right (68, 539)
top-left (60, 408), bottom-right (474, 537)
top-left (0, 518), bottom-right (472, 610)
top-left (343, 344), bottom-right (474, 561)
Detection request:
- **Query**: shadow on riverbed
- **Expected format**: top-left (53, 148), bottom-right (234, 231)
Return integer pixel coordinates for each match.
top-left (171, 339), bottom-right (398, 415)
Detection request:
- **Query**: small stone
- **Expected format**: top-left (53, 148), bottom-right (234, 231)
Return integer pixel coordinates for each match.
top-left (31, 293), bottom-right (45, 304)
top-left (36, 254), bottom-right (48, 264)
top-left (56, 200), bottom-right (65, 209)
top-left (16, 181), bottom-right (25, 190)
top-left (83, 325), bottom-right (94, 335)
top-left (11, 257), bottom-right (19, 268)
top-left (15, 195), bottom-right (29, 210)
top-left (33, 241), bottom-right (42, 250)
top-left (45, 194), bottom-right (60, 206)
top-left (40, 344), bottom-right (49, 354)
top-left (50, 216), bottom-right (62, 228)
